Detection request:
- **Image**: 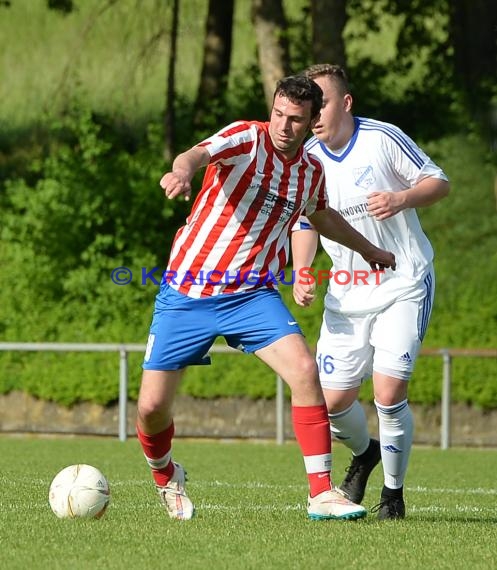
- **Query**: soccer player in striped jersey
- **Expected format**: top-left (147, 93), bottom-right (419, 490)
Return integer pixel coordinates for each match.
top-left (136, 75), bottom-right (396, 521)
top-left (292, 64), bottom-right (450, 519)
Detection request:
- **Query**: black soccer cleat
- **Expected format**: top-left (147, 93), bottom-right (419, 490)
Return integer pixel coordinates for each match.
top-left (371, 495), bottom-right (406, 520)
top-left (338, 438), bottom-right (381, 504)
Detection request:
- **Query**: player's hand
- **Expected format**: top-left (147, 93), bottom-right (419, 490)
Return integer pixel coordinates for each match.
top-left (363, 247), bottom-right (396, 272)
top-left (160, 171), bottom-right (192, 201)
top-left (293, 276), bottom-right (316, 307)
top-left (367, 191), bottom-right (404, 220)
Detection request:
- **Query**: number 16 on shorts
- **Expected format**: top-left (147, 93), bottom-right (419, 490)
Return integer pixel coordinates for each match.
top-left (317, 353), bottom-right (335, 375)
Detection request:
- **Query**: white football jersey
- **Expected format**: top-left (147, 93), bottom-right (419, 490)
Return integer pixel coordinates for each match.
top-left (304, 117), bottom-right (448, 314)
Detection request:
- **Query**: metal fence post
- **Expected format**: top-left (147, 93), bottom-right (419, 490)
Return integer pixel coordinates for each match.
top-left (1, 343), bottom-right (497, 443)
top-left (441, 349), bottom-right (452, 450)
top-left (276, 375), bottom-right (284, 444)
top-left (119, 349), bottom-right (129, 442)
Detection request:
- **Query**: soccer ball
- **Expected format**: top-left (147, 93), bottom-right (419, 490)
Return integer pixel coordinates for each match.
top-left (48, 464), bottom-right (110, 519)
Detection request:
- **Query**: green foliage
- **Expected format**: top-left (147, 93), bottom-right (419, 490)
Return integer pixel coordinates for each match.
top-left (2, 117), bottom-right (497, 408)
top-left (47, 0), bottom-right (74, 14)
top-left (181, 350), bottom-right (278, 399)
top-left (0, 106), bottom-right (190, 404)
top-left (2, 105), bottom-right (189, 321)
top-left (345, 0), bottom-right (462, 139)
top-left (407, 135), bottom-right (497, 407)
top-left (0, 0), bottom-right (496, 409)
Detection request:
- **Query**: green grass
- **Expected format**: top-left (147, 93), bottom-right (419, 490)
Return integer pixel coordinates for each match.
top-left (1, 436), bottom-right (496, 569)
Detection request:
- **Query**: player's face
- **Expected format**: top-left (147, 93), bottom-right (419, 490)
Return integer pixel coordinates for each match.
top-left (310, 75), bottom-right (353, 150)
top-left (269, 94), bottom-right (317, 159)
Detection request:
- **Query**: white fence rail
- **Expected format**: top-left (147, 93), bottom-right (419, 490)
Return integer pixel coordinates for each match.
top-left (0, 342), bottom-right (496, 448)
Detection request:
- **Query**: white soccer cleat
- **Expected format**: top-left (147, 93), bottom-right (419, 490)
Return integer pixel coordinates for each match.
top-left (307, 488), bottom-right (367, 520)
top-left (156, 462), bottom-right (195, 520)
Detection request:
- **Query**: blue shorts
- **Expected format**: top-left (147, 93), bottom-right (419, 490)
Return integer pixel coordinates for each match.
top-left (142, 283), bottom-right (303, 370)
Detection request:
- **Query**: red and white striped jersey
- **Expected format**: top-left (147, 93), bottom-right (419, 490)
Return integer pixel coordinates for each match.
top-left (166, 120), bottom-right (327, 297)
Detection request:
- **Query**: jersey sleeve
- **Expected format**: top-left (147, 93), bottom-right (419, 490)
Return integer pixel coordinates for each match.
top-left (196, 121), bottom-right (257, 165)
top-left (384, 125), bottom-right (448, 186)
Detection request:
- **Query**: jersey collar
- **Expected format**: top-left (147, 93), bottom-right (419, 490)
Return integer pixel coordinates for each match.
top-left (318, 116), bottom-right (360, 162)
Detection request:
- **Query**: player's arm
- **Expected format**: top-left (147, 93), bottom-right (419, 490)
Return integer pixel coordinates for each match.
top-left (308, 208), bottom-right (396, 271)
top-left (368, 176), bottom-right (450, 221)
top-left (160, 146), bottom-right (211, 201)
top-left (291, 225), bottom-right (319, 307)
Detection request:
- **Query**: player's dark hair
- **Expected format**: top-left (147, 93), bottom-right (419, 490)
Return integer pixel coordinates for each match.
top-left (274, 75), bottom-right (323, 119)
top-left (303, 63), bottom-right (351, 97)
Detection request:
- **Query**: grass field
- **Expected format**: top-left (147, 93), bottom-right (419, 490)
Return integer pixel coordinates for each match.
top-left (1, 436), bottom-right (496, 569)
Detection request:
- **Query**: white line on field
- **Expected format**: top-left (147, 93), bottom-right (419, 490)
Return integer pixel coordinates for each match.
top-left (8, 501), bottom-right (497, 515)
top-left (407, 485), bottom-right (497, 495)
top-left (193, 503), bottom-right (497, 514)
top-left (108, 479), bottom-right (497, 496)
top-left (19, 478), bottom-right (497, 500)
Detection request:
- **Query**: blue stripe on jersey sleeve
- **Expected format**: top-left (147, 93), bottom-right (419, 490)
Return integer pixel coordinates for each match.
top-left (359, 118), bottom-right (424, 169)
top-left (298, 221), bottom-right (313, 230)
top-left (291, 218), bottom-right (314, 231)
top-left (304, 136), bottom-right (320, 152)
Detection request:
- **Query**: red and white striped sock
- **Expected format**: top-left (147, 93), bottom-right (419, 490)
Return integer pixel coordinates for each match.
top-left (292, 405), bottom-right (332, 497)
top-left (136, 422), bottom-right (175, 486)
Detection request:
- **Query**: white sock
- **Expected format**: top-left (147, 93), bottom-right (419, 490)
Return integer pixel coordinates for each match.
top-left (329, 400), bottom-right (370, 456)
top-left (375, 399), bottom-right (413, 489)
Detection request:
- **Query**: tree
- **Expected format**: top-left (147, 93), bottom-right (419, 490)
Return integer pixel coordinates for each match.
top-left (163, 0), bottom-right (180, 161)
top-left (193, 0), bottom-right (234, 132)
top-left (449, 0), bottom-right (497, 141)
top-left (46, 0), bottom-right (74, 13)
top-left (342, 0), bottom-right (495, 139)
top-left (251, 0), bottom-right (290, 112)
top-left (311, 0), bottom-right (347, 67)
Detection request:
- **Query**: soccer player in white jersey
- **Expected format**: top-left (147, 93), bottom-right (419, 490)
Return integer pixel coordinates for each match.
top-left (292, 64), bottom-right (450, 519)
top-left (136, 75), bottom-right (396, 521)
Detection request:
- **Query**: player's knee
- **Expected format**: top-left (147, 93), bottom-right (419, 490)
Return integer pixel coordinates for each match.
top-left (137, 397), bottom-right (168, 424)
top-left (373, 375), bottom-right (408, 406)
top-left (280, 356), bottom-right (319, 389)
top-left (375, 396), bottom-right (403, 408)
top-left (326, 392), bottom-right (358, 415)
top-left (295, 355), bottom-right (320, 383)
top-left (289, 364), bottom-right (323, 401)
top-left (374, 388), bottom-right (408, 407)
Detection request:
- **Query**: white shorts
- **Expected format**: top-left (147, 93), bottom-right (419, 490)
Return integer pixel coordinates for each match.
top-left (316, 272), bottom-right (435, 390)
